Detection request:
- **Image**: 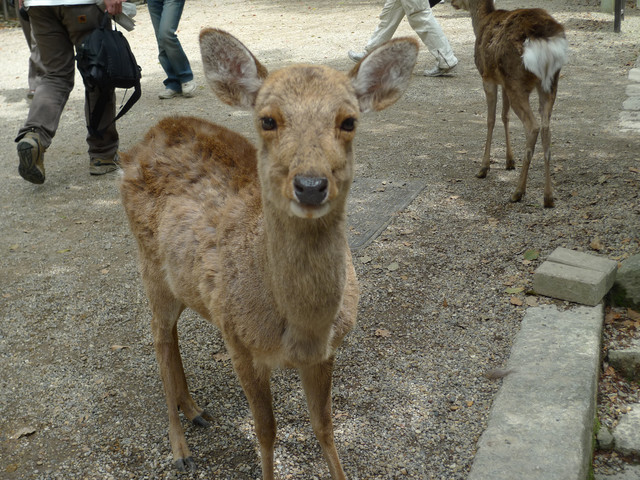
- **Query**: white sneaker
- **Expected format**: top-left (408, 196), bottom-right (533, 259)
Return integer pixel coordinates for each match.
top-left (348, 50), bottom-right (366, 63)
top-left (181, 80), bottom-right (196, 98)
top-left (423, 62), bottom-right (458, 77)
top-left (159, 87), bottom-right (179, 99)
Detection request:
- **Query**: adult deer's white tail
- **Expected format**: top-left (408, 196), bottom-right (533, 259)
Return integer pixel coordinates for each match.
top-left (522, 36), bottom-right (569, 93)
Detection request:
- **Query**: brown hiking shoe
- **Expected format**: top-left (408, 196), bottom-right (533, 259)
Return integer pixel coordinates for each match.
top-left (89, 152), bottom-right (120, 175)
top-left (17, 132), bottom-right (45, 184)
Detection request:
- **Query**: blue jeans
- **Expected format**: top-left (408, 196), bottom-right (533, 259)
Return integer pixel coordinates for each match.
top-left (147, 0), bottom-right (193, 92)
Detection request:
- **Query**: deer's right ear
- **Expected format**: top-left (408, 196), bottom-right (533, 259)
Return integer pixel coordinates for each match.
top-left (349, 37), bottom-right (419, 113)
top-left (199, 28), bottom-right (269, 108)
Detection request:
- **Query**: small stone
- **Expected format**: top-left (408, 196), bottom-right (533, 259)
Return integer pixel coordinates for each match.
top-left (597, 426), bottom-right (615, 450)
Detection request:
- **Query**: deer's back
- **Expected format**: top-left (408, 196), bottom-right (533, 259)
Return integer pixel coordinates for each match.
top-left (120, 116), bottom-right (260, 314)
top-left (475, 8), bottom-right (565, 86)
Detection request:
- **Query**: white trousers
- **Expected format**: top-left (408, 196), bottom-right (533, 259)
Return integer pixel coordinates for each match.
top-left (364, 0), bottom-right (457, 68)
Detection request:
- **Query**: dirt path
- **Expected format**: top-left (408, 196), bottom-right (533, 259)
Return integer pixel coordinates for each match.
top-left (1, 1), bottom-right (639, 479)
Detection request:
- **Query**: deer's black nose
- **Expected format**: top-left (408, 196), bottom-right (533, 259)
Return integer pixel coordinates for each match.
top-left (293, 175), bottom-right (328, 206)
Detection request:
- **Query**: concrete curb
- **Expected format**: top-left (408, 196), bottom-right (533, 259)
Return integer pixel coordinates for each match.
top-left (468, 305), bottom-right (603, 480)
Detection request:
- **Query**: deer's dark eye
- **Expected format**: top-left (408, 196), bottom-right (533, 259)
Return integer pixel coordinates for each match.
top-left (340, 117), bottom-right (356, 132)
top-left (261, 117), bottom-right (277, 131)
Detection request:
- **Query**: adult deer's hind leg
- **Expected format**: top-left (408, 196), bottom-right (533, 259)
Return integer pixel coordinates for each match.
top-left (300, 359), bottom-right (346, 480)
top-left (477, 81), bottom-right (498, 179)
top-left (505, 86), bottom-right (539, 203)
top-left (501, 87), bottom-right (515, 170)
top-left (538, 81), bottom-right (558, 208)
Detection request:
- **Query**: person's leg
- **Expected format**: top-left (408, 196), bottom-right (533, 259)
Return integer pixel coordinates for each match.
top-left (16, 6), bottom-right (76, 148)
top-left (16, 5), bottom-right (43, 95)
top-left (402, 0), bottom-right (457, 69)
top-left (364, 0), bottom-right (406, 52)
top-left (148, 0), bottom-right (193, 91)
top-left (63, 4), bottom-right (119, 161)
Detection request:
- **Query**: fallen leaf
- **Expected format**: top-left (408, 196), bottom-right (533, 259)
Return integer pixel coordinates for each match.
top-left (360, 255), bottom-right (372, 264)
top-left (387, 262), bottom-right (399, 272)
top-left (9, 244), bottom-right (19, 251)
top-left (213, 352), bottom-right (231, 362)
top-left (10, 426), bottom-right (37, 440)
top-left (627, 309), bottom-right (640, 321)
top-left (523, 249), bottom-right (539, 261)
top-left (100, 268), bottom-right (110, 274)
top-left (505, 286), bottom-right (525, 294)
top-left (442, 298), bottom-right (448, 308)
top-left (449, 405), bottom-right (461, 411)
top-left (510, 296), bottom-right (523, 306)
top-left (525, 296), bottom-right (538, 307)
top-left (374, 328), bottom-right (391, 338)
top-left (629, 167), bottom-right (639, 174)
top-left (605, 311), bottom-right (622, 324)
top-left (590, 237), bottom-right (604, 251)
top-left (110, 345), bottom-right (128, 352)
top-left (57, 249), bottom-right (71, 254)
top-left (466, 400), bottom-right (474, 407)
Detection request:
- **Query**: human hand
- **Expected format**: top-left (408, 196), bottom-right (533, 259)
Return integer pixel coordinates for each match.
top-left (104, 0), bottom-right (126, 16)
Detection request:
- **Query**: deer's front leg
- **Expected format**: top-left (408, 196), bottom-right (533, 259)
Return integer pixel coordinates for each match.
top-left (231, 348), bottom-right (276, 480)
top-left (300, 358), bottom-right (346, 480)
top-left (151, 311), bottom-right (196, 471)
top-left (478, 81), bottom-right (498, 179)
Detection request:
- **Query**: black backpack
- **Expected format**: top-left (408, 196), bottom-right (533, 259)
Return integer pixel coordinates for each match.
top-left (76, 14), bottom-right (142, 137)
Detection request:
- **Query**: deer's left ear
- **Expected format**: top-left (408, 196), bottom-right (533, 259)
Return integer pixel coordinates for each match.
top-left (349, 37), bottom-right (419, 113)
top-left (199, 28), bottom-right (269, 108)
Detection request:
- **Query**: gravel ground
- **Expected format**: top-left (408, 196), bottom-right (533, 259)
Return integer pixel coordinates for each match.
top-left (1, 1), bottom-right (639, 479)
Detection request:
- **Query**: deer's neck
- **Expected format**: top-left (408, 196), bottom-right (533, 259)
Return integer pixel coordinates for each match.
top-left (262, 203), bottom-right (348, 364)
top-left (470, 0), bottom-right (495, 34)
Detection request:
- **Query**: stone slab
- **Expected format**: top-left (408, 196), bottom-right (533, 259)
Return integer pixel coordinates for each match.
top-left (611, 254), bottom-right (640, 309)
top-left (595, 464), bottom-right (640, 480)
top-left (608, 347), bottom-right (640, 381)
top-left (630, 69), bottom-right (640, 83)
top-left (547, 247), bottom-right (618, 280)
top-left (533, 248), bottom-right (617, 305)
top-left (468, 305), bottom-right (603, 480)
top-left (347, 178), bottom-right (425, 250)
top-left (627, 84), bottom-right (640, 95)
top-left (623, 96), bottom-right (640, 111)
top-left (614, 405), bottom-right (640, 457)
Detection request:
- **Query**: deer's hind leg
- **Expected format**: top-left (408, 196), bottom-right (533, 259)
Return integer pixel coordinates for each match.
top-left (145, 267), bottom-right (211, 471)
top-left (505, 85), bottom-right (539, 203)
top-left (537, 80), bottom-right (558, 208)
top-left (501, 87), bottom-right (515, 170)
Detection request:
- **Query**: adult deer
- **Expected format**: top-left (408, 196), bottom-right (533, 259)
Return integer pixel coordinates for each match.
top-left (451, 0), bottom-right (568, 207)
top-left (120, 29), bottom-right (418, 479)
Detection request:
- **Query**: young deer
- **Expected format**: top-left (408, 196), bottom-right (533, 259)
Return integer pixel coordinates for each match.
top-left (451, 0), bottom-right (568, 207)
top-left (120, 29), bottom-right (418, 479)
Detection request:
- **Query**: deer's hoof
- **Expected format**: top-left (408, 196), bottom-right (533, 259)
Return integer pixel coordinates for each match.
top-left (544, 196), bottom-right (555, 208)
top-left (175, 456), bottom-right (196, 472)
top-left (192, 413), bottom-right (211, 428)
top-left (505, 161), bottom-right (515, 170)
top-left (476, 167), bottom-right (489, 179)
top-left (510, 191), bottom-right (523, 203)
